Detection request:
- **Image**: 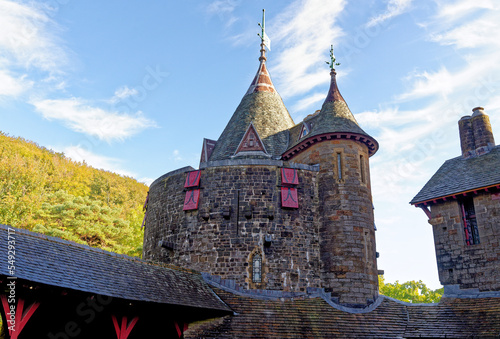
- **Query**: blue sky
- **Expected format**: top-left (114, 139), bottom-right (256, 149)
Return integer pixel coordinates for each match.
top-left (1, 0), bottom-right (500, 289)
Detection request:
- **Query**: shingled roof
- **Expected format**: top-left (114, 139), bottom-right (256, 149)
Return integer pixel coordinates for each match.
top-left (209, 50), bottom-right (294, 161)
top-left (411, 145), bottom-right (500, 205)
top-left (186, 287), bottom-right (500, 338)
top-left (284, 70), bottom-right (378, 159)
top-left (0, 225), bottom-right (231, 312)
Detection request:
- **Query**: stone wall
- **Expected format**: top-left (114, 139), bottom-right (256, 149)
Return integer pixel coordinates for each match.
top-left (143, 164), bottom-right (322, 292)
top-left (289, 139), bottom-right (379, 306)
top-left (429, 192), bottom-right (500, 291)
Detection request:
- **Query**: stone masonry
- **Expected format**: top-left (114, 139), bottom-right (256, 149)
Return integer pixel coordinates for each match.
top-left (289, 139), bottom-right (378, 305)
top-left (429, 192), bottom-right (500, 291)
top-left (143, 163), bottom-right (323, 292)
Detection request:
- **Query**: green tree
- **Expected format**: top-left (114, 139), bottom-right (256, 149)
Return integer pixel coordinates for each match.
top-left (0, 131), bottom-right (148, 257)
top-left (379, 276), bottom-right (443, 303)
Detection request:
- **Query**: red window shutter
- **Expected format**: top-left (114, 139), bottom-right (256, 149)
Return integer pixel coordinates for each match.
top-left (281, 187), bottom-right (299, 208)
top-left (183, 189), bottom-right (200, 210)
top-left (281, 168), bottom-right (299, 185)
top-left (184, 170), bottom-right (201, 188)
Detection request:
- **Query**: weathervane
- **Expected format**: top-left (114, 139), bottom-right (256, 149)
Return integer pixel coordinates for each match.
top-left (257, 9), bottom-right (271, 52)
top-left (326, 45), bottom-right (340, 70)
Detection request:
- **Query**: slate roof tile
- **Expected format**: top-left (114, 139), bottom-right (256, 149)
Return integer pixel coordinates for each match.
top-left (0, 225), bottom-right (231, 312)
top-left (411, 145), bottom-right (500, 204)
top-left (186, 288), bottom-right (500, 338)
top-left (209, 58), bottom-right (295, 161)
top-left (285, 71), bottom-right (378, 156)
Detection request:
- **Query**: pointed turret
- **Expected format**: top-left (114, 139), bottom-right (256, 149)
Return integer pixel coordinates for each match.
top-left (307, 68), bottom-right (377, 150)
top-left (283, 48), bottom-right (378, 160)
top-left (208, 10), bottom-right (295, 162)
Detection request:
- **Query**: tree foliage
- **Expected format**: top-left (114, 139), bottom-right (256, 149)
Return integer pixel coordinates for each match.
top-left (0, 132), bottom-right (148, 257)
top-left (379, 276), bottom-right (444, 303)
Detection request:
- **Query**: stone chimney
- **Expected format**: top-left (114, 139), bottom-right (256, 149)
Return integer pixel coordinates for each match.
top-left (459, 107), bottom-right (495, 158)
top-left (471, 107), bottom-right (495, 155)
top-left (459, 116), bottom-right (475, 158)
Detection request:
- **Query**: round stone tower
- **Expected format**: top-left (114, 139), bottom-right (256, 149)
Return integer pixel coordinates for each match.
top-left (282, 64), bottom-right (379, 306)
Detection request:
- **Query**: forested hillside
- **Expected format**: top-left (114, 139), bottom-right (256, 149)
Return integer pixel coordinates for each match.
top-left (0, 132), bottom-right (148, 257)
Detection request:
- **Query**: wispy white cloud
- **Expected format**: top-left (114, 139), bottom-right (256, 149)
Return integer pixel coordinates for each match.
top-left (430, 13), bottom-right (500, 49)
top-left (31, 98), bottom-right (157, 142)
top-left (59, 145), bottom-right (137, 178)
top-left (205, 0), bottom-right (240, 28)
top-left (0, 0), bottom-right (69, 73)
top-left (291, 92), bottom-right (325, 113)
top-left (366, 0), bottom-right (413, 28)
top-left (108, 86), bottom-right (139, 104)
top-left (0, 0), bottom-right (72, 101)
top-left (269, 0), bottom-right (346, 99)
top-left (0, 69), bottom-right (33, 97)
top-left (434, 0), bottom-right (498, 23)
top-left (364, 0), bottom-right (500, 209)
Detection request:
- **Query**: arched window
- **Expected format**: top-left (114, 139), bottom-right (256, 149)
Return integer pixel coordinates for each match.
top-left (252, 254), bottom-right (262, 283)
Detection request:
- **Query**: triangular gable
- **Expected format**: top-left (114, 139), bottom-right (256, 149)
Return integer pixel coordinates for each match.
top-left (234, 123), bottom-right (268, 155)
top-left (200, 138), bottom-right (217, 163)
top-left (298, 122), bottom-right (310, 140)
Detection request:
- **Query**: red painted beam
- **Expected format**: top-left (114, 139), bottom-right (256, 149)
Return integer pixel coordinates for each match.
top-left (175, 322), bottom-right (189, 338)
top-left (1, 295), bottom-right (40, 339)
top-left (112, 315), bottom-right (139, 339)
top-left (419, 206), bottom-right (432, 219)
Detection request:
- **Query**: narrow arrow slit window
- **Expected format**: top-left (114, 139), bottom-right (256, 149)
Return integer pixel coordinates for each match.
top-left (360, 155), bottom-right (366, 184)
top-left (337, 152), bottom-right (343, 180)
top-left (252, 254), bottom-right (262, 283)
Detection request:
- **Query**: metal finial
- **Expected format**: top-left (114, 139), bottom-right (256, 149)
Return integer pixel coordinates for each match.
top-left (257, 9), bottom-right (270, 60)
top-left (257, 9), bottom-right (265, 45)
top-left (326, 45), bottom-right (340, 70)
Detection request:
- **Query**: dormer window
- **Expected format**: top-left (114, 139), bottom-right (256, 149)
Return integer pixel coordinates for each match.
top-left (298, 123), bottom-right (310, 140)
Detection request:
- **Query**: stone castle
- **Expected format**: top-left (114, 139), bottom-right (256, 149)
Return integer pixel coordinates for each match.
top-left (2, 16), bottom-right (500, 338)
top-left (143, 40), bottom-right (379, 307)
top-left (142, 21), bottom-right (500, 310)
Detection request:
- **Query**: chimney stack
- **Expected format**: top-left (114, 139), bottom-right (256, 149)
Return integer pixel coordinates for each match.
top-left (459, 116), bottom-right (475, 158)
top-left (471, 107), bottom-right (495, 155)
top-left (459, 107), bottom-right (495, 159)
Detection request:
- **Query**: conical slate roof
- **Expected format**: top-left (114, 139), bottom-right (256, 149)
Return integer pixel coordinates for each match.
top-left (209, 47), bottom-right (295, 161)
top-left (284, 69), bottom-right (378, 158)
